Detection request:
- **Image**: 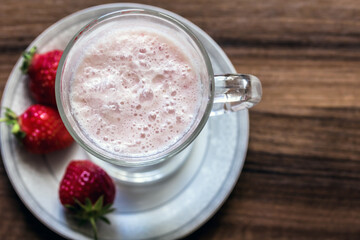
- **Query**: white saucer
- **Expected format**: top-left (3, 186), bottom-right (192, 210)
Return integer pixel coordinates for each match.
top-left (0, 3), bottom-right (249, 240)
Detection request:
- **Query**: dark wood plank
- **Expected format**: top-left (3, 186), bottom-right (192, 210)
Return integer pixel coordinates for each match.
top-left (1, 0), bottom-right (360, 239)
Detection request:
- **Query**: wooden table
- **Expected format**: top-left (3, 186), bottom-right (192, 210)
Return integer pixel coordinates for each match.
top-left (1, 0), bottom-right (360, 239)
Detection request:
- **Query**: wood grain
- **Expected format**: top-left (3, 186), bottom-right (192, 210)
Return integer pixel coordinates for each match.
top-left (1, 0), bottom-right (360, 239)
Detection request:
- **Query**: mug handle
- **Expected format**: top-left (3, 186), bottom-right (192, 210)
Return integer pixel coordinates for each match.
top-left (211, 74), bottom-right (262, 116)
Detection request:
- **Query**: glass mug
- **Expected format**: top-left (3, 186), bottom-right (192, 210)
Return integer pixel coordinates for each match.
top-left (56, 9), bottom-right (262, 184)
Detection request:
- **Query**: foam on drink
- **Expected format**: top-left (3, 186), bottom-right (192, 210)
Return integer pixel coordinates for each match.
top-left (69, 19), bottom-right (202, 157)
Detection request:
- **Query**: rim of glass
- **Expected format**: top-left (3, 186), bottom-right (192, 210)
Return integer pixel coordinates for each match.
top-left (55, 8), bottom-right (215, 167)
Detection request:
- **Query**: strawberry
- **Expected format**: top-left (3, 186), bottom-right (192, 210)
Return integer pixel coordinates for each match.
top-left (21, 46), bottom-right (63, 106)
top-left (0, 104), bottom-right (73, 154)
top-left (59, 160), bottom-right (116, 240)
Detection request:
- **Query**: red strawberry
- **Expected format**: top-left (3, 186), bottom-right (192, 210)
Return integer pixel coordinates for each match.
top-left (59, 160), bottom-right (116, 240)
top-left (0, 104), bottom-right (73, 154)
top-left (21, 46), bottom-right (62, 106)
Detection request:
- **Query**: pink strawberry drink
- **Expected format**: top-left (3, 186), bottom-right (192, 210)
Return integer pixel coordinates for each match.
top-left (69, 19), bottom-right (202, 157)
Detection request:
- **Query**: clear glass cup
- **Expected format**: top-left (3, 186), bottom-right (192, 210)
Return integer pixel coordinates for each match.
top-left (55, 9), bottom-right (262, 184)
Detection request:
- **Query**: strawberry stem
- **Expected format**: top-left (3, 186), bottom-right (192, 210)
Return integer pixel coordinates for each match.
top-left (0, 108), bottom-right (26, 139)
top-left (89, 217), bottom-right (98, 240)
top-left (66, 196), bottom-right (115, 240)
top-left (20, 46), bottom-right (37, 74)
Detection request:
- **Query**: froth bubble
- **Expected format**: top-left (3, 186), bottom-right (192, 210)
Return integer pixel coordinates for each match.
top-left (152, 74), bottom-right (165, 84)
top-left (176, 116), bottom-right (183, 123)
top-left (165, 106), bottom-right (175, 114)
top-left (148, 112), bottom-right (156, 122)
top-left (139, 89), bottom-right (154, 102)
top-left (122, 71), bottom-right (140, 89)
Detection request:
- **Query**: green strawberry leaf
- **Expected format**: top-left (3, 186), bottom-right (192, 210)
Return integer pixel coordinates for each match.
top-left (20, 46), bottom-right (37, 74)
top-left (0, 108), bottom-right (26, 140)
top-left (99, 216), bottom-right (111, 225)
top-left (93, 195), bottom-right (104, 211)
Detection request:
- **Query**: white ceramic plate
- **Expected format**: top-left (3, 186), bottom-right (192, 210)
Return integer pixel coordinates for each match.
top-left (0, 3), bottom-right (249, 240)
